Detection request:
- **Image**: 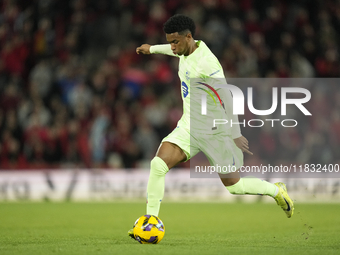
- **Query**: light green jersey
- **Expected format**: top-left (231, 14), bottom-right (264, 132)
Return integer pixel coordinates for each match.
top-left (150, 40), bottom-right (241, 138)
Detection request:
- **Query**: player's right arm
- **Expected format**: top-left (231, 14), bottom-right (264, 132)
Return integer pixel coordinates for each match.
top-left (136, 44), bottom-right (151, 54)
top-left (136, 44), bottom-right (178, 57)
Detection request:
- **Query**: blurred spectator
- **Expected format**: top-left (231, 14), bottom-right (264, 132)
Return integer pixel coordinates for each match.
top-left (0, 0), bottom-right (339, 170)
top-left (29, 59), bottom-right (53, 99)
top-left (90, 108), bottom-right (110, 166)
top-left (133, 116), bottom-right (159, 161)
top-left (68, 81), bottom-right (92, 112)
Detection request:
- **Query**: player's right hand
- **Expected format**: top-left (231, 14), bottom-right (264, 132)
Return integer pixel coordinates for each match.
top-left (136, 44), bottom-right (151, 54)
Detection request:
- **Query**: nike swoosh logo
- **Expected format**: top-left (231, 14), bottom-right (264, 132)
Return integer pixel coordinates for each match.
top-left (283, 197), bottom-right (291, 211)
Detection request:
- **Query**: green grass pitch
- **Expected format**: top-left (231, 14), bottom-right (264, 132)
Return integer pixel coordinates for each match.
top-left (0, 202), bottom-right (339, 255)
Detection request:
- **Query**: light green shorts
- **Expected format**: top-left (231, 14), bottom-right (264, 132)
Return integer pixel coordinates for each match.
top-left (162, 126), bottom-right (243, 173)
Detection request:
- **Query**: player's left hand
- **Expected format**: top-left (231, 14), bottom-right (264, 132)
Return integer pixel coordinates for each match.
top-left (234, 136), bottom-right (253, 155)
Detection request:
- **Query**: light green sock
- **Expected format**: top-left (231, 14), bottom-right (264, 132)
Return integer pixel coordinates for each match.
top-left (226, 177), bottom-right (278, 197)
top-left (146, 156), bottom-right (169, 216)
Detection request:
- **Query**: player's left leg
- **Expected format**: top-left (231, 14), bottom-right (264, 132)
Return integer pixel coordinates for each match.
top-left (200, 133), bottom-right (294, 218)
top-left (219, 170), bottom-right (278, 197)
top-left (220, 172), bottom-right (294, 218)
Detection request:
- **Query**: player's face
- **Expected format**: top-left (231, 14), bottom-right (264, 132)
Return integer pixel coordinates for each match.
top-left (166, 32), bottom-right (191, 56)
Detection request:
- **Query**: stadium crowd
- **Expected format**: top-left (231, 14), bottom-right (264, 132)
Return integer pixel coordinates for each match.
top-left (0, 0), bottom-right (339, 169)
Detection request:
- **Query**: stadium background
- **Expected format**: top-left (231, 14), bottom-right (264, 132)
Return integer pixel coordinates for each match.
top-left (0, 0), bottom-right (339, 202)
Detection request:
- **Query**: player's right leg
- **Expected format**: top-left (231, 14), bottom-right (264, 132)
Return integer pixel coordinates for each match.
top-left (146, 141), bottom-right (187, 217)
top-left (128, 142), bottom-right (186, 240)
top-left (129, 125), bottom-right (199, 240)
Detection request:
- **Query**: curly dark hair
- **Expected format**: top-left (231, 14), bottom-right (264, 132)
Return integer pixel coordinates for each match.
top-left (163, 14), bottom-right (196, 37)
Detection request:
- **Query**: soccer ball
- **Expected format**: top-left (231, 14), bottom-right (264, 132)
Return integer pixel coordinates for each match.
top-left (132, 215), bottom-right (165, 244)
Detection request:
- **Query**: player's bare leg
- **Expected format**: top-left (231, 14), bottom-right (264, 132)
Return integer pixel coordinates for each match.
top-left (155, 142), bottom-right (187, 169)
top-left (218, 170), bottom-right (294, 218)
top-left (218, 170), bottom-right (240, 187)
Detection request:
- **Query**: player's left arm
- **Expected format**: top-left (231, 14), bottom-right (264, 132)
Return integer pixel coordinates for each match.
top-left (221, 86), bottom-right (253, 155)
top-left (199, 58), bottom-right (253, 155)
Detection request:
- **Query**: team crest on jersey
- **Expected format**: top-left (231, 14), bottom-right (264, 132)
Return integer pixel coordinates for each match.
top-left (185, 71), bottom-right (190, 81)
top-left (182, 81), bottom-right (189, 98)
